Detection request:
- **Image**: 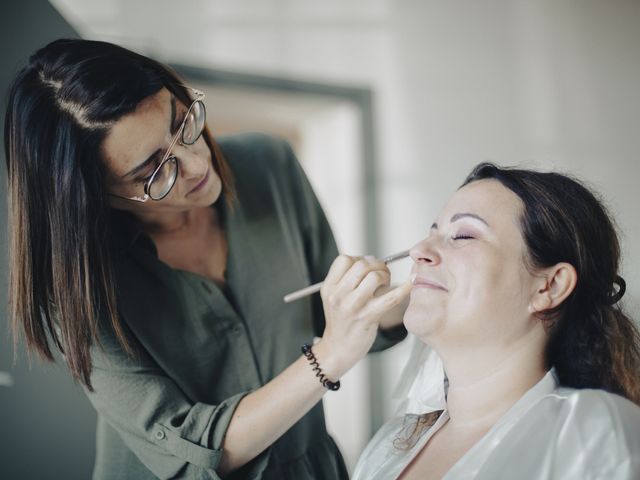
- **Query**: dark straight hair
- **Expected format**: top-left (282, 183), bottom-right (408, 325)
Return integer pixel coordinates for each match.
top-left (463, 163), bottom-right (640, 403)
top-left (4, 38), bottom-right (234, 390)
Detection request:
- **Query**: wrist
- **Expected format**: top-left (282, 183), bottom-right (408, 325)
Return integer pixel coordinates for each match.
top-left (310, 339), bottom-right (352, 381)
top-left (301, 344), bottom-right (341, 391)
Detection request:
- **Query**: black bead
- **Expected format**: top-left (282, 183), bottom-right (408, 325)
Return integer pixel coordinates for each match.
top-left (301, 343), bottom-right (340, 391)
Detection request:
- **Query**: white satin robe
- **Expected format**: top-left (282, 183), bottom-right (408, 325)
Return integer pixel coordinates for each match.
top-left (353, 370), bottom-right (640, 479)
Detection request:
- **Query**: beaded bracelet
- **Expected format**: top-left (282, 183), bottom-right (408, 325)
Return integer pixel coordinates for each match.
top-left (301, 343), bottom-right (341, 391)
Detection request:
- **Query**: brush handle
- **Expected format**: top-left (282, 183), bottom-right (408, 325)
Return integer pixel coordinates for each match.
top-left (283, 249), bottom-right (410, 303)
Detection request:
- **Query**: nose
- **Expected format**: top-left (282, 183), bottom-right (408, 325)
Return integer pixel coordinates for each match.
top-left (175, 143), bottom-right (207, 180)
top-left (410, 234), bottom-right (441, 266)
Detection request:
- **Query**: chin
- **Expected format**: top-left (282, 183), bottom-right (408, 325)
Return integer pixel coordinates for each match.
top-left (403, 304), bottom-right (443, 339)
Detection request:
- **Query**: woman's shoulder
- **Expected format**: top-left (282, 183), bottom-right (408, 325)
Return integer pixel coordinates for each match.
top-left (547, 386), bottom-right (640, 419)
top-left (215, 133), bottom-right (317, 219)
top-left (539, 387), bottom-right (640, 450)
top-left (216, 132), bottom-right (294, 171)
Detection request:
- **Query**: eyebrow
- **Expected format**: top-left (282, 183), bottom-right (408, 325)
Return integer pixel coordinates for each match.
top-left (122, 95), bottom-right (176, 178)
top-left (430, 212), bottom-right (490, 230)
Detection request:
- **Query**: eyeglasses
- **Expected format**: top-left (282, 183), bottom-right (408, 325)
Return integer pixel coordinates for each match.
top-left (113, 87), bottom-right (206, 203)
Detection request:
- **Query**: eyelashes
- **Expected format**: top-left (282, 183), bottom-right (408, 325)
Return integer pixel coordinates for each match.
top-left (136, 168), bottom-right (156, 183)
top-left (451, 233), bottom-right (475, 240)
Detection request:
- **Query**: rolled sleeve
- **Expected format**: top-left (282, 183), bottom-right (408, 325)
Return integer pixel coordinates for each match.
top-left (86, 328), bottom-right (257, 480)
top-left (147, 395), bottom-right (246, 471)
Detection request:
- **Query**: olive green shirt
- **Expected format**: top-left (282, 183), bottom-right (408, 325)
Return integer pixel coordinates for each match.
top-left (87, 133), bottom-right (406, 479)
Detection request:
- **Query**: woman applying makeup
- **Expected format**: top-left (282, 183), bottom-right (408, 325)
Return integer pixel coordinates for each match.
top-left (354, 163), bottom-right (640, 479)
top-left (5, 38), bottom-right (411, 479)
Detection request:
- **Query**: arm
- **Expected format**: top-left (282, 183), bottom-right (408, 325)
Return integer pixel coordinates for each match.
top-left (218, 138), bottom-right (411, 474)
top-left (219, 255), bottom-right (411, 475)
top-left (280, 139), bottom-right (408, 349)
top-left (88, 270), bottom-right (408, 479)
top-left (84, 137), bottom-right (411, 478)
top-left (88, 261), bottom-right (409, 480)
top-left (87, 324), bottom-right (245, 480)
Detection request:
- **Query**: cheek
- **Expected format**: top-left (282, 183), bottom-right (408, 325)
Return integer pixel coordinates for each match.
top-left (209, 168), bottom-right (223, 198)
top-left (441, 254), bottom-right (509, 334)
top-left (450, 253), bottom-right (531, 328)
top-left (200, 142), bottom-right (218, 179)
top-left (195, 136), bottom-right (212, 157)
top-left (452, 249), bottom-right (510, 298)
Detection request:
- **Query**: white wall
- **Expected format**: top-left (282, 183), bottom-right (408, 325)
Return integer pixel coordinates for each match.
top-left (53, 0), bottom-right (639, 311)
top-left (49, 0), bottom-right (640, 469)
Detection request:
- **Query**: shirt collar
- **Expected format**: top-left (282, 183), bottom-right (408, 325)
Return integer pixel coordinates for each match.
top-left (490, 368), bottom-right (559, 426)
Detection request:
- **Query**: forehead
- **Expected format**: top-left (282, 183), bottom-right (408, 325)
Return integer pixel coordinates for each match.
top-left (443, 179), bottom-right (523, 227)
top-left (101, 88), bottom-right (171, 177)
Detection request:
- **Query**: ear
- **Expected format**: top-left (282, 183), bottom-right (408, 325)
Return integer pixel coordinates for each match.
top-left (529, 262), bottom-right (577, 313)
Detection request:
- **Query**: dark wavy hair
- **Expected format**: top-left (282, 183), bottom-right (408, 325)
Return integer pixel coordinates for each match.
top-left (463, 163), bottom-right (639, 402)
top-left (5, 39), bottom-right (234, 390)
top-left (395, 162), bottom-right (640, 450)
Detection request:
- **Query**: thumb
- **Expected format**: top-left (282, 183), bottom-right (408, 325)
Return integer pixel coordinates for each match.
top-left (370, 279), bottom-right (412, 313)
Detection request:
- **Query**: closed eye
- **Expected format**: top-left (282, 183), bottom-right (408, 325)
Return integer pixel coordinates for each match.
top-left (139, 174), bottom-right (153, 184)
top-left (136, 162), bottom-right (161, 183)
top-left (135, 168), bottom-right (155, 183)
top-left (452, 234), bottom-right (475, 240)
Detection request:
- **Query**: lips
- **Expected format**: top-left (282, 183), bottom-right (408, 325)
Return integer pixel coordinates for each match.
top-left (412, 275), bottom-right (448, 291)
top-left (189, 170), bottom-right (209, 194)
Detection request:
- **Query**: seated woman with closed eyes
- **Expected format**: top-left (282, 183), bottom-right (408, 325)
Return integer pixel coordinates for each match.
top-left (353, 163), bottom-right (640, 479)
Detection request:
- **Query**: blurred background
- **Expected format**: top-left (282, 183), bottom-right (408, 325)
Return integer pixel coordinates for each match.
top-left (1, 0), bottom-right (639, 478)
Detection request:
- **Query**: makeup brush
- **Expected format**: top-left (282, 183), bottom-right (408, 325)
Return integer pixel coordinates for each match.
top-left (283, 249), bottom-right (411, 303)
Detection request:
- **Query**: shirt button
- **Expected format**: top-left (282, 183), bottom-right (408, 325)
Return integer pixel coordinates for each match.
top-left (155, 430), bottom-right (166, 440)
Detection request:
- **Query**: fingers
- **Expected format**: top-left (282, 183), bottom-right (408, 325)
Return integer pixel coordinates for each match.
top-left (323, 255), bottom-right (386, 287)
top-left (320, 257), bottom-right (412, 365)
top-left (347, 269), bottom-right (391, 310)
top-left (366, 280), bottom-right (413, 315)
top-left (322, 255), bottom-right (393, 318)
top-left (333, 257), bottom-right (388, 297)
top-left (323, 255), bottom-right (356, 286)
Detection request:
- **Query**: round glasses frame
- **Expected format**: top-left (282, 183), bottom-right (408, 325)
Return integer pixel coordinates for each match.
top-left (112, 86), bottom-right (206, 203)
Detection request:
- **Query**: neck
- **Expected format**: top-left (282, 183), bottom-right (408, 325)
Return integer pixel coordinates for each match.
top-left (137, 206), bottom-right (216, 236)
top-left (436, 330), bottom-right (547, 432)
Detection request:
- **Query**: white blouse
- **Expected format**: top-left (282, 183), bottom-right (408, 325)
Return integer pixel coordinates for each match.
top-left (353, 370), bottom-right (640, 479)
